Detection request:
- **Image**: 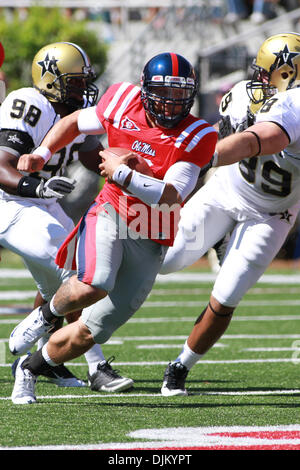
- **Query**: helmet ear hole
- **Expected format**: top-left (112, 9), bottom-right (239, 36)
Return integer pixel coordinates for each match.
top-left (46, 83), bottom-right (53, 89)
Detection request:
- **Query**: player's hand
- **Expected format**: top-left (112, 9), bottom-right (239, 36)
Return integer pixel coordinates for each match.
top-left (99, 150), bottom-right (131, 183)
top-left (17, 154), bottom-right (45, 172)
top-left (36, 176), bottom-right (76, 199)
top-left (99, 150), bottom-right (135, 182)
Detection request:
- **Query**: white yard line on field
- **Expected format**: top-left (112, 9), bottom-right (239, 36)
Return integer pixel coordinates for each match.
top-left (0, 389), bottom-right (300, 402)
top-left (1, 313), bottom-right (300, 326)
top-left (1, 357), bottom-right (300, 367)
top-left (2, 269), bottom-right (300, 284)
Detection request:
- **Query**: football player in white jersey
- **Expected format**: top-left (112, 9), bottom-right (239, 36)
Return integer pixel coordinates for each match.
top-left (2, 42), bottom-right (133, 393)
top-left (159, 32), bottom-right (300, 396)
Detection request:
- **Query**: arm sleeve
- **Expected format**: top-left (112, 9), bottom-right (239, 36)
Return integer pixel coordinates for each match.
top-left (77, 107), bottom-right (106, 135)
top-left (163, 161), bottom-right (200, 201)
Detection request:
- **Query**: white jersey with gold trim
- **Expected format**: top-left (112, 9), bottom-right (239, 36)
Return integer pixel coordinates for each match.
top-left (0, 87), bottom-right (88, 202)
top-left (217, 81), bottom-right (300, 214)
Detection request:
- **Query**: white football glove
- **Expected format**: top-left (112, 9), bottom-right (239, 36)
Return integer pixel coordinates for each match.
top-left (36, 176), bottom-right (76, 199)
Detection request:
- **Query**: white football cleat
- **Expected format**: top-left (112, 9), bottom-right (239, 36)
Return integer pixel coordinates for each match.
top-left (9, 307), bottom-right (53, 356)
top-left (12, 359), bottom-right (86, 388)
top-left (11, 355), bottom-right (37, 405)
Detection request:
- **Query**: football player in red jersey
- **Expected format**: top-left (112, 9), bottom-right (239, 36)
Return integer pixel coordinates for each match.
top-left (10, 52), bottom-right (217, 404)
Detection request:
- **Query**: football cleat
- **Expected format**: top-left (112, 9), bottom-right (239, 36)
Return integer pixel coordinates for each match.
top-left (12, 359), bottom-right (86, 387)
top-left (9, 306), bottom-right (54, 356)
top-left (88, 356), bottom-right (134, 393)
top-left (11, 355), bottom-right (37, 405)
top-left (161, 362), bottom-right (189, 397)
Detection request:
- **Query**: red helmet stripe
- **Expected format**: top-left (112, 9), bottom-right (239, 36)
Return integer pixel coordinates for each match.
top-left (170, 53), bottom-right (179, 76)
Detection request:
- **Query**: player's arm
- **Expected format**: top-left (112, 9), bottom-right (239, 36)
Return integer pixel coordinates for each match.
top-left (17, 107), bottom-right (105, 173)
top-left (214, 121), bottom-right (289, 167)
top-left (0, 145), bottom-right (75, 199)
top-left (100, 151), bottom-right (200, 207)
top-left (17, 110), bottom-right (82, 172)
top-left (0, 128), bottom-right (43, 196)
top-left (0, 149), bottom-right (25, 195)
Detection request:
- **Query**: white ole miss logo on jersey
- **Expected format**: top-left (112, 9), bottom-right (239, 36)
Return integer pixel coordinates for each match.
top-left (121, 116), bottom-right (140, 131)
top-left (132, 140), bottom-right (156, 156)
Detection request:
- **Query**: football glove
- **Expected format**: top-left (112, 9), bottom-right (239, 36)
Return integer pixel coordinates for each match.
top-left (36, 176), bottom-right (76, 199)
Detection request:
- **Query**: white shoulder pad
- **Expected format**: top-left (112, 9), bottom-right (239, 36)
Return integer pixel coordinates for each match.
top-left (256, 88), bottom-right (300, 143)
top-left (0, 87), bottom-right (57, 147)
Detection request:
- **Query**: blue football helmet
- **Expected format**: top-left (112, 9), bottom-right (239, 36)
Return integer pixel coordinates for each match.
top-left (141, 52), bottom-right (197, 128)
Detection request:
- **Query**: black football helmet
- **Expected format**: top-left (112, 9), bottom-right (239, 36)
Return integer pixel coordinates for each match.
top-left (141, 52), bottom-right (197, 128)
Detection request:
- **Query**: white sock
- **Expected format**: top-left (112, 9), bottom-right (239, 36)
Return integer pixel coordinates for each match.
top-left (174, 341), bottom-right (203, 370)
top-left (84, 344), bottom-right (106, 375)
top-left (41, 344), bottom-right (59, 367)
top-left (37, 334), bottom-right (50, 351)
top-left (49, 297), bottom-right (63, 317)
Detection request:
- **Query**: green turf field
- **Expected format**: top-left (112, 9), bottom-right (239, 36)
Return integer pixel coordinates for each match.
top-left (1, 251), bottom-right (300, 450)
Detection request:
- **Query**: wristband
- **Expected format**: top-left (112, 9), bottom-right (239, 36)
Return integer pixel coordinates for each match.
top-left (17, 176), bottom-right (40, 197)
top-left (112, 164), bottom-right (132, 186)
top-left (33, 146), bottom-right (52, 163)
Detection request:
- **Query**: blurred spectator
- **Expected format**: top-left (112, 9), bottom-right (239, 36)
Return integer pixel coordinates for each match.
top-left (250, 0), bottom-right (279, 24)
top-left (224, 0), bottom-right (250, 22)
top-left (225, 0), bottom-right (280, 24)
top-left (280, 0), bottom-right (299, 11)
top-left (63, 8), bottom-right (87, 20)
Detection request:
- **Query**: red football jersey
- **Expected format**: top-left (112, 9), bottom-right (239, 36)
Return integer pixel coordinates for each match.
top-left (95, 82), bottom-right (217, 245)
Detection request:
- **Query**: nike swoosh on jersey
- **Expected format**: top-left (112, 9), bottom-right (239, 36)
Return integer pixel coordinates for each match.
top-left (160, 134), bottom-right (174, 139)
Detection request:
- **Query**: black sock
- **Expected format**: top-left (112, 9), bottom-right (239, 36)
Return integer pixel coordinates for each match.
top-left (41, 302), bottom-right (60, 324)
top-left (22, 350), bottom-right (54, 375)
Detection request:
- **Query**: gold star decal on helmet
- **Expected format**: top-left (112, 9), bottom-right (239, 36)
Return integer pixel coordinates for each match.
top-left (274, 45), bottom-right (300, 69)
top-left (37, 53), bottom-right (59, 78)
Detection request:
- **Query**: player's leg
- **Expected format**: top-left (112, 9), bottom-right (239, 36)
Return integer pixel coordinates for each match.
top-left (161, 208), bottom-right (299, 396)
top-left (11, 318), bottom-right (94, 405)
top-left (12, 228), bottom-right (164, 403)
top-left (160, 183), bottom-right (235, 274)
top-left (9, 201), bottom-right (119, 354)
top-left (7, 202), bottom-right (129, 390)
